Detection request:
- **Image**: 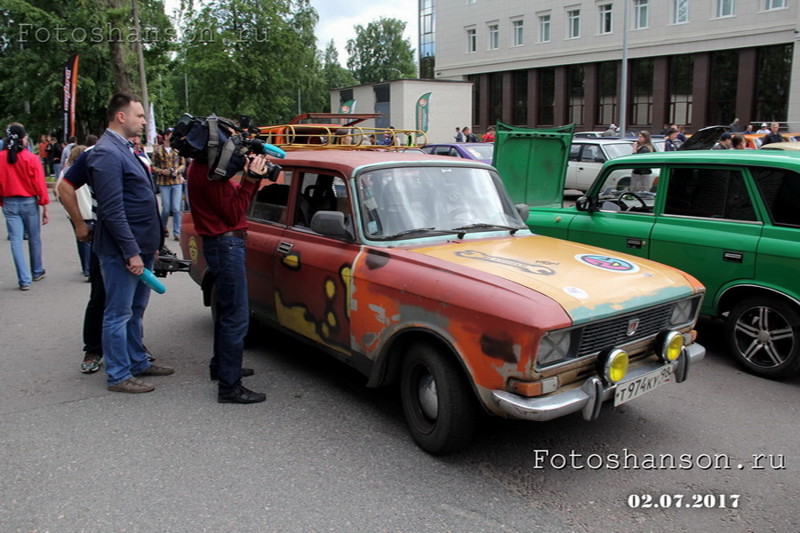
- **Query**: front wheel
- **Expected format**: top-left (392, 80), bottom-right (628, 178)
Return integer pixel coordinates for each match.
top-left (400, 342), bottom-right (478, 454)
top-left (726, 297), bottom-right (800, 378)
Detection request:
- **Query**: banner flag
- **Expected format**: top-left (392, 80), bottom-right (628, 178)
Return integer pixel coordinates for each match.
top-left (338, 99), bottom-right (356, 114)
top-left (415, 92), bottom-right (431, 135)
top-left (146, 102), bottom-right (157, 148)
top-left (62, 54), bottom-right (79, 142)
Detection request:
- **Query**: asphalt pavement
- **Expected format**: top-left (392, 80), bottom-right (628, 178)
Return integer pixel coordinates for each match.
top-left (1, 199), bottom-right (799, 533)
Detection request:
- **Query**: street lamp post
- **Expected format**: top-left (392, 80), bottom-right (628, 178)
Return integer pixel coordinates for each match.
top-left (619, 0), bottom-right (629, 137)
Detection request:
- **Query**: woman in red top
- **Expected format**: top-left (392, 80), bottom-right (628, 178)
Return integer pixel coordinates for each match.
top-left (0, 123), bottom-right (49, 290)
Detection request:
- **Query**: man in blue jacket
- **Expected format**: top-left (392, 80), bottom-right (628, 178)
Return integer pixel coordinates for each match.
top-left (87, 93), bottom-right (173, 393)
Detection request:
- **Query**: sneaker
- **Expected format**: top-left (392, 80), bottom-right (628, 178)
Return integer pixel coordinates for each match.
top-left (136, 364), bottom-right (175, 376)
top-left (80, 353), bottom-right (102, 374)
top-left (32, 270), bottom-right (45, 282)
top-left (218, 385), bottom-right (266, 404)
top-left (107, 377), bottom-right (155, 393)
top-left (19, 284), bottom-right (30, 291)
top-left (143, 345), bottom-right (156, 362)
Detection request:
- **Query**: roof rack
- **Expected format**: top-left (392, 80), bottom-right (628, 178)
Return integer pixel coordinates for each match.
top-left (257, 123), bottom-right (428, 151)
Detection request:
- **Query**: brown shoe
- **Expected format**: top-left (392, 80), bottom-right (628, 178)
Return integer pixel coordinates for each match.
top-left (136, 364), bottom-right (175, 377)
top-left (108, 377), bottom-right (155, 393)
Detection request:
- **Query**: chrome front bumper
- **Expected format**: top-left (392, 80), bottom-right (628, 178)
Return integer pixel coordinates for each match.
top-left (490, 343), bottom-right (705, 422)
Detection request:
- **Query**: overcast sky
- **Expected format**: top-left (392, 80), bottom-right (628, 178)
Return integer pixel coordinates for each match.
top-left (308, 0), bottom-right (419, 65)
top-left (164, 0), bottom-right (419, 66)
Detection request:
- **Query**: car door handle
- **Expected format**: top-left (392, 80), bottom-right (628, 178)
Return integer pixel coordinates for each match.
top-left (277, 241), bottom-right (293, 255)
top-left (626, 238), bottom-right (646, 249)
top-left (723, 251), bottom-right (743, 263)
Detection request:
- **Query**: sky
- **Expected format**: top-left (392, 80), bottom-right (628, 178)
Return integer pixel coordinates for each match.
top-left (163, 0), bottom-right (419, 67)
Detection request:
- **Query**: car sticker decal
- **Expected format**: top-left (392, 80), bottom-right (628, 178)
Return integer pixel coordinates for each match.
top-left (575, 253), bottom-right (640, 273)
top-left (455, 250), bottom-right (557, 276)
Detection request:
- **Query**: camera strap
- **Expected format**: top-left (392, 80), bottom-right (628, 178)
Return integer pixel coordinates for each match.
top-left (207, 115), bottom-right (220, 170)
top-left (212, 136), bottom-right (238, 179)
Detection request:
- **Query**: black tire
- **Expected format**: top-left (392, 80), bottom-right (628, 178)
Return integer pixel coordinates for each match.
top-left (400, 342), bottom-right (478, 454)
top-left (726, 297), bottom-right (800, 378)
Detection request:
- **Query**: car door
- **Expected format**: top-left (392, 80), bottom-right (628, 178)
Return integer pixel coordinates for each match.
top-left (245, 175), bottom-right (293, 323)
top-left (272, 170), bottom-right (360, 356)
top-left (565, 163), bottom-right (659, 258)
top-left (649, 166), bottom-right (762, 311)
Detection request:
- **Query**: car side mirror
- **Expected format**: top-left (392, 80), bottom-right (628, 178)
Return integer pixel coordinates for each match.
top-left (515, 203), bottom-right (529, 222)
top-left (575, 196), bottom-right (596, 212)
top-left (310, 211), bottom-right (350, 239)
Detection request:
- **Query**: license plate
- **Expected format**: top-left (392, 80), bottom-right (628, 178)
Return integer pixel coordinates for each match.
top-left (614, 365), bottom-right (675, 406)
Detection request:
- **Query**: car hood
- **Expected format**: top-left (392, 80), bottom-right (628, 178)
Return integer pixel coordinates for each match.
top-left (679, 125), bottom-right (730, 150)
top-left (410, 235), bottom-right (699, 324)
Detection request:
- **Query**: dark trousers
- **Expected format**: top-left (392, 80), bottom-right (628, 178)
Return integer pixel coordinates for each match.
top-left (82, 251), bottom-right (105, 355)
top-left (203, 235), bottom-right (248, 393)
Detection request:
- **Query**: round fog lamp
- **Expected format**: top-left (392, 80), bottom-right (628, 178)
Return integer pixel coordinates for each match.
top-left (602, 349), bottom-right (629, 384)
top-left (659, 330), bottom-right (684, 362)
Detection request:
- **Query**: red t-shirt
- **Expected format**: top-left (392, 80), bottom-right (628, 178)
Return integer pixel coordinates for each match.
top-left (186, 161), bottom-right (258, 236)
top-left (0, 148), bottom-right (50, 207)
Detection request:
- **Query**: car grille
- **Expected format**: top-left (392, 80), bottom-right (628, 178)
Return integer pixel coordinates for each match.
top-left (576, 304), bottom-right (673, 357)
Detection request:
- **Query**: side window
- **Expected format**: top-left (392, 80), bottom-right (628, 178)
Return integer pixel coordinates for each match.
top-left (596, 166), bottom-right (659, 213)
top-left (569, 144), bottom-right (581, 161)
top-left (751, 166), bottom-right (800, 227)
top-left (293, 172), bottom-right (352, 237)
top-left (664, 167), bottom-right (757, 221)
top-left (250, 170), bottom-right (292, 224)
top-left (581, 145), bottom-right (602, 162)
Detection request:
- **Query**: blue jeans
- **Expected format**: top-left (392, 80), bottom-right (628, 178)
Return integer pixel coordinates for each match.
top-left (160, 184), bottom-right (183, 236)
top-left (2, 196), bottom-right (44, 287)
top-left (99, 252), bottom-right (154, 386)
top-left (203, 235), bottom-right (248, 393)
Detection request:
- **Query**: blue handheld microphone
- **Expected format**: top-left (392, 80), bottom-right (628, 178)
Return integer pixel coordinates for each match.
top-left (259, 142), bottom-right (286, 159)
top-left (139, 268), bottom-right (167, 294)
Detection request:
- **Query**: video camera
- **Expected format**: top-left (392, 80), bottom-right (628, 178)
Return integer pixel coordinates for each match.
top-left (170, 113), bottom-right (285, 181)
top-left (153, 245), bottom-right (192, 278)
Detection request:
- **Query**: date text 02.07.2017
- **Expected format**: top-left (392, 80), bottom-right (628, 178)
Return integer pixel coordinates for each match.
top-left (627, 494), bottom-right (740, 509)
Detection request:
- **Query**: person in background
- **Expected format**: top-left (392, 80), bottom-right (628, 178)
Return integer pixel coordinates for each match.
top-left (760, 122), bottom-right (785, 147)
top-left (744, 124), bottom-right (754, 134)
top-left (47, 136), bottom-right (62, 178)
top-left (729, 118), bottom-right (743, 132)
top-left (481, 126), bottom-right (495, 143)
top-left (602, 124), bottom-right (617, 137)
top-left (57, 144), bottom-right (91, 277)
top-left (712, 132), bottom-right (733, 150)
top-left (37, 134), bottom-right (50, 176)
top-left (0, 123), bottom-right (49, 290)
top-left (732, 134), bottom-right (747, 150)
top-left (151, 128), bottom-right (186, 241)
top-left (756, 122), bottom-right (770, 134)
top-left (631, 130), bottom-right (655, 192)
top-left (61, 136), bottom-right (78, 169)
top-left (665, 128), bottom-right (680, 151)
top-left (454, 127), bottom-right (464, 142)
top-left (463, 127), bottom-right (477, 142)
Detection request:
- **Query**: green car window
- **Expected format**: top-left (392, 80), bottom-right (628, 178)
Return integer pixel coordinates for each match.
top-left (664, 168), bottom-right (756, 221)
top-left (751, 166), bottom-right (800, 227)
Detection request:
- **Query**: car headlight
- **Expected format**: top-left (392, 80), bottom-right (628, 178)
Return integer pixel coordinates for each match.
top-left (598, 348), bottom-right (629, 384)
top-left (669, 297), bottom-right (697, 327)
top-left (657, 330), bottom-right (684, 362)
top-left (536, 329), bottom-right (579, 368)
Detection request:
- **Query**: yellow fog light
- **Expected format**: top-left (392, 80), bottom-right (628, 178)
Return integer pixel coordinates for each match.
top-left (659, 330), bottom-right (684, 362)
top-left (600, 348), bottom-right (629, 384)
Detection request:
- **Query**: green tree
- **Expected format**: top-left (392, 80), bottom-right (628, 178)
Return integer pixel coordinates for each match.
top-left (345, 17), bottom-right (416, 84)
top-left (323, 40), bottom-right (357, 93)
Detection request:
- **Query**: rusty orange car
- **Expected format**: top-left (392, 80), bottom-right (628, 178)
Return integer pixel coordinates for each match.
top-left (180, 150), bottom-right (706, 454)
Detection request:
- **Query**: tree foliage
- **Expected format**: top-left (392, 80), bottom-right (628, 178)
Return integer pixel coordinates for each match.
top-left (345, 17), bottom-right (416, 84)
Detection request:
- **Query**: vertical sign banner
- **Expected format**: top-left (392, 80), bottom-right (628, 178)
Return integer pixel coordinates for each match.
top-left (146, 102), bottom-right (157, 148)
top-left (62, 54), bottom-right (79, 141)
top-left (338, 99), bottom-right (356, 114)
top-left (415, 92), bottom-right (431, 136)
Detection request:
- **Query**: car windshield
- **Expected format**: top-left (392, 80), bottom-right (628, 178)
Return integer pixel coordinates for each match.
top-left (357, 166), bottom-right (524, 240)
top-left (604, 143), bottom-right (635, 160)
top-left (462, 144), bottom-right (494, 160)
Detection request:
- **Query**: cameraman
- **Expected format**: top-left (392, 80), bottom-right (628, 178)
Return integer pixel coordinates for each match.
top-left (186, 153), bottom-right (268, 404)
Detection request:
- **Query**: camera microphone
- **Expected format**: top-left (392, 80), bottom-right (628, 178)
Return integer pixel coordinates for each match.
top-left (256, 141), bottom-right (286, 159)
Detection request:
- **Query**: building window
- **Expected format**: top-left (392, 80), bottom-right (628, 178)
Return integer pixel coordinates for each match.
top-left (673, 0), bottom-right (689, 23)
top-left (466, 28), bottom-right (477, 53)
top-left (568, 65), bottom-right (585, 126)
top-left (631, 58), bottom-right (653, 126)
top-left (765, 0), bottom-right (786, 9)
top-left (669, 54), bottom-right (693, 126)
top-left (488, 72), bottom-right (502, 126)
top-left (419, 0), bottom-right (435, 78)
top-left (634, 0), bottom-right (649, 29)
top-left (708, 50), bottom-right (738, 126)
top-left (512, 19), bottom-right (524, 46)
top-left (488, 23), bottom-right (499, 50)
top-left (512, 70), bottom-right (528, 124)
top-left (567, 9), bottom-right (581, 39)
top-left (468, 74), bottom-right (480, 125)
top-left (539, 14), bottom-right (551, 43)
top-left (755, 44), bottom-right (792, 122)
top-left (597, 61), bottom-right (618, 126)
top-left (538, 67), bottom-right (555, 125)
top-left (598, 4), bottom-right (613, 34)
top-left (717, 0), bottom-right (735, 17)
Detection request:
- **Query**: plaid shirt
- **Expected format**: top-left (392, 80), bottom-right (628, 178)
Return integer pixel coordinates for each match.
top-left (151, 144), bottom-right (186, 186)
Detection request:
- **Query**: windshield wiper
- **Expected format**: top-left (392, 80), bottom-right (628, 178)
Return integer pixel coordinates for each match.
top-left (381, 227), bottom-right (463, 240)
top-left (450, 223), bottom-right (525, 238)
